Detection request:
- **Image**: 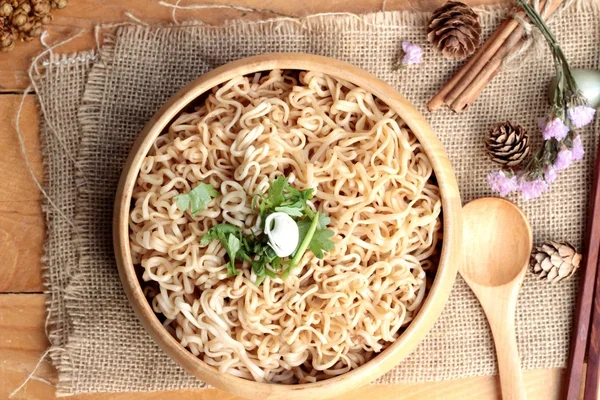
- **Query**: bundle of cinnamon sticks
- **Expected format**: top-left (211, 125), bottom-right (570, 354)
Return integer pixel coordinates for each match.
top-left (427, 0), bottom-right (564, 113)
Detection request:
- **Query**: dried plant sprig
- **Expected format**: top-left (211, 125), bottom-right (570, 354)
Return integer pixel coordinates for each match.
top-left (488, 0), bottom-right (595, 200)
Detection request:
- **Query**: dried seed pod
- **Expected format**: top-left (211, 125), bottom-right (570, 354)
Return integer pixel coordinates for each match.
top-left (52, 0), bottom-right (66, 9)
top-left (29, 23), bottom-right (41, 37)
top-left (0, 28), bottom-right (14, 51)
top-left (1, 0), bottom-right (68, 50)
top-left (18, 19), bottom-right (33, 32)
top-left (0, 2), bottom-right (13, 17)
top-left (11, 11), bottom-right (26, 26)
top-left (16, 2), bottom-right (31, 13)
top-left (33, 1), bottom-right (50, 15)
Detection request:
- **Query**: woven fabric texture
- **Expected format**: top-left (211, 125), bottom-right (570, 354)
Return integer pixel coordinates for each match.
top-left (34, 2), bottom-right (600, 395)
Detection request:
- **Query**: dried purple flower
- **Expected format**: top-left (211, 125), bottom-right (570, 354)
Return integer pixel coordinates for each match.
top-left (567, 105), bottom-right (596, 128)
top-left (538, 116), bottom-right (570, 141)
top-left (519, 178), bottom-right (548, 200)
top-left (401, 41), bottom-right (423, 65)
top-left (544, 165), bottom-right (558, 183)
top-left (554, 147), bottom-right (573, 171)
top-left (571, 135), bottom-right (584, 161)
top-left (487, 170), bottom-right (518, 197)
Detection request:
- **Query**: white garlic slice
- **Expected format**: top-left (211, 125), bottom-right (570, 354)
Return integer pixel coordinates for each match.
top-left (264, 212), bottom-right (299, 258)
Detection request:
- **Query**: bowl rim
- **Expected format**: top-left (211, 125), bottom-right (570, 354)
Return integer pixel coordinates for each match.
top-left (114, 53), bottom-right (462, 400)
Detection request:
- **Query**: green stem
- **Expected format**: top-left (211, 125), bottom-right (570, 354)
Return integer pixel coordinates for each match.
top-left (517, 0), bottom-right (581, 97)
top-left (283, 212), bottom-right (320, 278)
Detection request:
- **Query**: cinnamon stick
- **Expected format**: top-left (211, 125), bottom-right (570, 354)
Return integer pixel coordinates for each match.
top-left (449, 29), bottom-right (526, 112)
top-left (442, 12), bottom-right (527, 107)
top-left (426, 18), bottom-right (513, 111)
top-left (428, 0), bottom-right (564, 113)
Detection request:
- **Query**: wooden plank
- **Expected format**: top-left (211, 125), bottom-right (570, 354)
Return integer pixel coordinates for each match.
top-left (0, 95), bottom-right (45, 293)
top-left (0, 293), bottom-right (567, 400)
top-left (0, 0), bottom-right (507, 92)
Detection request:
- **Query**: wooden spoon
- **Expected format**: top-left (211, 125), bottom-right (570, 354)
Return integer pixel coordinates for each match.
top-left (461, 198), bottom-right (533, 400)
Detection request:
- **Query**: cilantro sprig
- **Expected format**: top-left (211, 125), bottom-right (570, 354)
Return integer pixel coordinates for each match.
top-left (174, 183), bottom-right (219, 215)
top-left (253, 176), bottom-right (314, 223)
top-left (200, 223), bottom-right (282, 283)
top-left (199, 176), bottom-right (335, 285)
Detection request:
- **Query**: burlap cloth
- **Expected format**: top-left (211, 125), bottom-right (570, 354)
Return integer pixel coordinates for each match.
top-left (34, 1), bottom-right (600, 395)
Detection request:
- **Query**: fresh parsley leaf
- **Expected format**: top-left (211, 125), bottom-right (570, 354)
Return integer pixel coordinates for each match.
top-left (316, 213), bottom-right (330, 230)
top-left (199, 224), bottom-right (241, 246)
top-left (274, 205), bottom-right (304, 217)
top-left (293, 214), bottom-right (334, 259)
top-left (225, 234), bottom-right (241, 276)
top-left (268, 176), bottom-right (287, 207)
top-left (308, 229), bottom-right (335, 259)
top-left (175, 183), bottom-right (219, 215)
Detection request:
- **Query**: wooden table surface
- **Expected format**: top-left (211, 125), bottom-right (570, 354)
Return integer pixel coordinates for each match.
top-left (0, 0), bottom-right (590, 399)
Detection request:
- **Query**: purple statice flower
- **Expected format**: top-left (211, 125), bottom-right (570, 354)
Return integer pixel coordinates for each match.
top-left (519, 178), bottom-right (548, 200)
top-left (554, 147), bottom-right (573, 170)
top-left (544, 165), bottom-right (558, 183)
top-left (538, 116), bottom-right (570, 141)
top-left (401, 41), bottom-right (423, 65)
top-left (487, 170), bottom-right (518, 197)
top-left (571, 135), bottom-right (584, 161)
top-left (567, 105), bottom-right (596, 128)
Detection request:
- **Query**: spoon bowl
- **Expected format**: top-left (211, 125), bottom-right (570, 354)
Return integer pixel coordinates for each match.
top-left (461, 197), bottom-right (533, 400)
top-left (462, 197), bottom-right (533, 287)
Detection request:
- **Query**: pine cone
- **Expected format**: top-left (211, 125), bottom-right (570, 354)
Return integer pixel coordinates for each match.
top-left (427, 1), bottom-right (482, 60)
top-left (531, 241), bottom-right (581, 283)
top-left (485, 121), bottom-right (530, 167)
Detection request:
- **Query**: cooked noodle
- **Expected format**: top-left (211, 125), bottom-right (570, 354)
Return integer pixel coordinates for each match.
top-left (129, 69), bottom-right (442, 383)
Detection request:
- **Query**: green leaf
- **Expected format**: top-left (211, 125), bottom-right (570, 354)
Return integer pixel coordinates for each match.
top-left (225, 234), bottom-right (241, 276)
top-left (274, 205), bottom-right (304, 217)
top-left (175, 183), bottom-right (220, 215)
top-left (294, 216), bottom-right (334, 259)
top-left (199, 224), bottom-right (241, 246)
top-left (270, 257), bottom-right (281, 271)
top-left (316, 213), bottom-right (330, 230)
top-left (268, 176), bottom-right (287, 207)
top-left (308, 229), bottom-right (335, 259)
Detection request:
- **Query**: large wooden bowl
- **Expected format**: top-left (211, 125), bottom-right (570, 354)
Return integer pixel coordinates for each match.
top-left (114, 53), bottom-right (462, 400)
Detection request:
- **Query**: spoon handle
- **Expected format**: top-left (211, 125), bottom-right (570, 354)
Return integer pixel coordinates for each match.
top-left (487, 295), bottom-right (527, 400)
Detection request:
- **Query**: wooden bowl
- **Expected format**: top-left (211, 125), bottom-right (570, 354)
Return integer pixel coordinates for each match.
top-left (114, 53), bottom-right (462, 400)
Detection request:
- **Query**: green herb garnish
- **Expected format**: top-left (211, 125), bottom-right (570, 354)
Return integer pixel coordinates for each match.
top-left (175, 183), bottom-right (219, 215)
top-left (254, 176), bottom-right (314, 222)
top-left (199, 177), bottom-right (334, 285)
top-left (283, 212), bottom-right (334, 278)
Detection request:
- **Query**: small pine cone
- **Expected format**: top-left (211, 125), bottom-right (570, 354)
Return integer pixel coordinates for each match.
top-left (427, 1), bottom-right (482, 60)
top-left (531, 241), bottom-right (581, 283)
top-left (485, 121), bottom-right (530, 167)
